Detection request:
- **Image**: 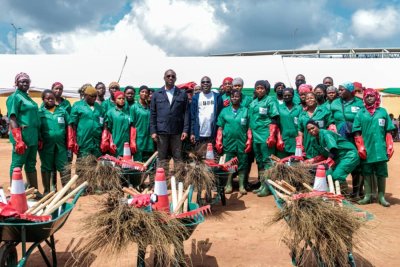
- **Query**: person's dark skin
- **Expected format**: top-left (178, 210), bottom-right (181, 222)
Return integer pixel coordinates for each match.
top-left (96, 83), bottom-right (106, 103)
top-left (305, 93), bottom-right (317, 116)
top-left (364, 93), bottom-right (376, 106)
top-left (115, 94), bottom-right (125, 109)
top-left (326, 90), bottom-right (338, 102)
top-left (43, 92), bottom-right (56, 109)
top-left (299, 92), bottom-right (308, 106)
top-left (124, 88), bottom-right (135, 105)
top-left (283, 90), bottom-right (294, 110)
top-left (217, 91), bottom-right (242, 133)
top-left (339, 86), bottom-right (354, 102)
top-left (255, 85), bottom-right (267, 100)
top-left (323, 77), bottom-right (333, 86)
top-left (295, 74), bottom-right (306, 89)
top-left (307, 123), bottom-right (320, 137)
top-left (139, 88), bottom-right (150, 107)
top-left (314, 87), bottom-right (326, 105)
top-left (52, 84), bottom-right (63, 105)
top-left (223, 80), bottom-right (233, 96)
top-left (190, 76), bottom-right (212, 143)
top-left (10, 78), bottom-right (30, 129)
top-left (109, 85), bottom-right (120, 101)
top-left (85, 93), bottom-right (97, 106)
top-left (275, 84), bottom-right (285, 100)
top-left (186, 90), bottom-right (193, 103)
top-left (233, 83), bottom-right (243, 91)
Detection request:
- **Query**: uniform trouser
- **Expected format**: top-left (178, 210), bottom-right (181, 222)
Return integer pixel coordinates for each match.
top-left (39, 145), bottom-right (68, 172)
top-left (327, 151), bottom-right (360, 182)
top-left (362, 161), bottom-right (388, 178)
top-left (157, 134), bottom-right (182, 171)
top-left (77, 146), bottom-right (102, 158)
top-left (10, 144), bottom-right (38, 177)
top-left (225, 151), bottom-right (248, 172)
top-left (253, 142), bottom-right (275, 173)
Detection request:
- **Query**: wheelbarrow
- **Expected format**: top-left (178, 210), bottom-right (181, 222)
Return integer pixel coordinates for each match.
top-left (136, 188), bottom-right (205, 267)
top-left (196, 168), bottom-right (231, 207)
top-left (0, 187), bottom-right (86, 267)
top-left (266, 180), bottom-right (372, 267)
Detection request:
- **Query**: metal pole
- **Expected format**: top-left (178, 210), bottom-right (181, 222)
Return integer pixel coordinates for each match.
top-left (11, 23), bottom-right (21, 54)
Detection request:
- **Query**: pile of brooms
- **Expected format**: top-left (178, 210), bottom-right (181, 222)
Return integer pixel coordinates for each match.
top-left (266, 160), bottom-right (368, 267)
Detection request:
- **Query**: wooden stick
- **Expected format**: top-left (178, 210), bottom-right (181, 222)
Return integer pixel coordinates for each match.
top-left (302, 183), bottom-right (314, 192)
top-left (143, 151), bottom-right (158, 168)
top-left (267, 179), bottom-right (292, 195)
top-left (281, 180), bottom-right (296, 193)
top-left (43, 182), bottom-right (88, 215)
top-left (276, 191), bottom-right (290, 201)
top-left (173, 185), bottom-right (192, 214)
top-left (183, 198), bottom-right (188, 213)
top-left (45, 174), bottom-right (79, 212)
top-left (25, 188), bottom-right (36, 195)
top-left (25, 191), bottom-right (55, 214)
top-left (122, 187), bottom-right (139, 197)
top-left (335, 181), bottom-right (341, 195)
top-left (270, 154), bottom-right (281, 162)
top-left (171, 176), bottom-right (177, 211)
top-left (327, 175), bottom-right (335, 194)
top-left (218, 154), bottom-right (226, 165)
top-left (30, 193), bottom-right (58, 215)
top-left (26, 194), bottom-right (35, 200)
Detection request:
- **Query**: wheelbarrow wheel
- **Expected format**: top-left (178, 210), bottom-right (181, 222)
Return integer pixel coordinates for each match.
top-left (0, 243), bottom-right (18, 267)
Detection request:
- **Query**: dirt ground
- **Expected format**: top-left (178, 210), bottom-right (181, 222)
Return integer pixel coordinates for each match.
top-left (0, 138), bottom-right (399, 267)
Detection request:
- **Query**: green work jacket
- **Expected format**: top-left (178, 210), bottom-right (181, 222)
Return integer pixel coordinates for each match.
top-left (101, 98), bottom-right (116, 114)
top-left (130, 102), bottom-right (154, 152)
top-left (38, 106), bottom-right (69, 152)
top-left (249, 95), bottom-right (279, 143)
top-left (278, 103), bottom-right (303, 154)
top-left (106, 107), bottom-right (131, 157)
top-left (40, 97), bottom-right (71, 114)
top-left (330, 97), bottom-right (364, 131)
top-left (314, 129), bottom-right (358, 160)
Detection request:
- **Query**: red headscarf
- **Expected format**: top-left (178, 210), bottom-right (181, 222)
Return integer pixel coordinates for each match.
top-left (298, 84), bottom-right (312, 94)
top-left (363, 88), bottom-right (380, 115)
top-left (51, 82), bottom-right (63, 89)
top-left (113, 91), bottom-right (125, 99)
top-left (222, 77), bottom-right (233, 84)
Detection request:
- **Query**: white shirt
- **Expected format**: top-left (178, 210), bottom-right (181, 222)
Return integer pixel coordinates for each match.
top-left (165, 87), bottom-right (175, 105)
top-left (198, 92), bottom-right (215, 137)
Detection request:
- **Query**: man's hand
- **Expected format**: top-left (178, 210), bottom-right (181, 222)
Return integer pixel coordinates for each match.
top-left (190, 134), bottom-right (196, 144)
top-left (181, 132), bottom-right (188, 141)
top-left (151, 133), bottom-right (158, 142)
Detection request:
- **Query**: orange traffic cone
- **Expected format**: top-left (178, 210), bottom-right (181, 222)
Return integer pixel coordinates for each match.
top-left (295, 143), bottom-right (302, 157)
top-left (122, 142), bottom-right (132, 161)
top-left (152, 168), bottom-right (169, 213)
top-left (313, 165), bottom-right (328, 192)
top-left (9, 167), bottom-right (28, 214)
top-left (205, 143), bottom-right (214, 160)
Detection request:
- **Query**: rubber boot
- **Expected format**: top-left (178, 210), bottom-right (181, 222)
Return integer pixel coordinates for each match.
top-left (257, 182), bottom-right (271, 197)
top-left (238, 171), bottom-right (247, 195)
top-left (252, 171), bottom-right (264, 194)
top-left (50, 171), bottom-right (57, 191)
top-left (26, 171), bottom-right (43, 199)
top-left (358, 175), bottom-right (372, 205)
top-left (377, 177), bottom-right (390, 207)
top-left (224, 173), bottom-right (233, 194)
top-left (41, 172), bottom-right (52, 195)
top-left (351, 174), bottom-right (361, 199)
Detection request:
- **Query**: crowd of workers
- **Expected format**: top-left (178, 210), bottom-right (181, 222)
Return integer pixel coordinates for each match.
top-left (6, 70), bottom-right (395, 206)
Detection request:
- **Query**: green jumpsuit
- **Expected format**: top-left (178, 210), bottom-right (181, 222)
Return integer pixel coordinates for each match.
top-left (248, 95), bottom-right (279, 171)
top-left (277, 103), bottom-right (302, 157)
top-left (223, 94), bottom-right (252, 108)
top-left (69, 101), bottom-right (104, 158)
top-left (330, 97), bottom-right (364, 138)
top-left (314, 129), bottom-right (359, 182)
top-left (101, 98), bottom-right (116, 114)
top-left (130, 102), bottom-right (154, 162)
top-left (38, 106), bottom-right (69, 172)
top-left (40, 97), bottom-right (71, 114)
top-left (105, 107), bottom-right (131, 157)
top-left (353, 107), bottom-right (395, 177)
top-left (298, 106), bottom-right (334, 159)
top-left (7, 89), bottom-right (40, 176)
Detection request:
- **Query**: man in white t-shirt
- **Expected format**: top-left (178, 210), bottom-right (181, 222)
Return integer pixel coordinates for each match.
top-left (190, 76), bottom-right (223, 145)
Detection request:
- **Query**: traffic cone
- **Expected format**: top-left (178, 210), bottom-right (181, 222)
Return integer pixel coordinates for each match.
top-left (205, 143), bottom-right (214, 160)
top-left (9, 167), bottom-right (28, 214)
top-left (295, 143), bottom-right (302, 157)
top-left (152, 168), bottom-right (170, 213)
top-left (122, 142), bottom-right (132, 161)
top-left (313, 165), bottom-right (328, 192)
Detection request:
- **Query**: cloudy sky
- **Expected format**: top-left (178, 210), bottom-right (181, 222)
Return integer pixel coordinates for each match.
top-left (1, 0), bottom-right (400, 56)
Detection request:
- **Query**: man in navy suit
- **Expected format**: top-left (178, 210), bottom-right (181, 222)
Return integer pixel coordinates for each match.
top-left (150, 69), bottom-right (189, 170)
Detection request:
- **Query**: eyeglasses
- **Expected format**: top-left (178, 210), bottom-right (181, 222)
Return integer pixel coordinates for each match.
top-left (201, 81), bottom-right (211, 84)
top-left (223, 82), bottom-right (232, 85)
top-left (166, 75), bottom-right (176, 78)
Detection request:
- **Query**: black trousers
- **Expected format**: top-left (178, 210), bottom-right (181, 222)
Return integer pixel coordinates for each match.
top-left (157, 134), bottom-right (182, 170)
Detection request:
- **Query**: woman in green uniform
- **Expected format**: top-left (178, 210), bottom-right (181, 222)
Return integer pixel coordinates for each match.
top-left (314, 84), bottom-right (327, 106)
top-left (39, 90), bottom-right (69, 194)
top-left (324, 85), bottom-right (338, 111)
top-left (306, 120), bottom-right (359, 190)
top-left (232, 77), bottom-right (252, 108)
top-left (101, 82), bottom-right (120, 113)
top-left (276, 88), bottom-right (303, 158)
top-left (272, 82), bottom-right (285, 105)
top-left (7, 72), bottom-right (40, 192)
top-left (353, 88), bottom-right (395, 207)
top-left (248, 80), bottom-right (279, 197)
top-left (297, 92), bottom-right (335, 162)
top-left (330, 82), bottom-right (365, 198)
top-left (215, 90), bottom-right (252, 195)
top-left (130, 86), bottom-right (155, 162)
top-left (68, 86), bottom-right (104, 158)
top-left (298, 84), bottom-right (313, 110)
top-left (221, 77), bottom-right (233, 107)
top-left (102, 91), bottom-right (130, 157)
top-left (51, 82), bottom-right (71, 113)
top-left (124, 86), bottom-right (135, 110)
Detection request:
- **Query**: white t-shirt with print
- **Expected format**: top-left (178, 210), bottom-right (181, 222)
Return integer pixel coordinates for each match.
top-left (198, 92), bottom-right (214, 137)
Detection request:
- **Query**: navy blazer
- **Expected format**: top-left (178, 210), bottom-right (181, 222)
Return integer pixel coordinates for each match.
top-left (150, 86), bottom-right (189, 135)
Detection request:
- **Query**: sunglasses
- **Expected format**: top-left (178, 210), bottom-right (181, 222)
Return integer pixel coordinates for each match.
top-left (166, 75), bottom-right (176, 78)
top-left (201, 81), bottom-right (211, 84)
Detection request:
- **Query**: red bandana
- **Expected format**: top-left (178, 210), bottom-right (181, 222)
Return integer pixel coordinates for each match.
top-left (363, 88), bottom-right (380, 115)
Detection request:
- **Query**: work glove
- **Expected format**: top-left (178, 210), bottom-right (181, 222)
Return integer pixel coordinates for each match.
top-left (11, 128), bottom-right (27, 154)
top-left (100, 129), bottom-right (111, 153)
top-left (323, 157), bottom-right (335, 169)
top-left (354, 135), bottom-right (367, 160)
top-left (276, 128), bottom-right (284, 152)
top-left (109, 135), bottom-right (117, 155)
top-left (327, 124), bottom-right (337, 133)
top-left (279, 155), bottom-right (303, 163)
top-left (244, 129), bottom-right (252, 153)
top-left (303, 155), bottom-right (326, 164)
top-left (386, 132), bottom-right (394, 159)
top-left (130, 127), bottom-right (137, 154)
top-left (67, 126), bottom-right (79, 155)
top-left (215, 128), bottom-right (223, 154)
top-left (266, 124), bottom-right (278, 148)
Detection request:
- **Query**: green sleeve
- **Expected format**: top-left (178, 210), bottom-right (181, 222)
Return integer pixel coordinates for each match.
top-left (130, 105), bottom-right (137, 126)
top-left (105, 110), bottom-right (113, 130)
top-left (298, 114), bottom-right (305, 133)
top-left (352, 113), bottom-right (362, 133)
top-left (69, 105), bottom-right (79, 125)
top-left (268, 99), bottom-right (279, 118)
top-left (323, 131), bottom-right (339, 151)
top-left (217, 110), bottom-right (225, 128)
top-left (7, 95), bottom-right (19, 118)
top-left (384, 111), bottom-right (396, 132)
top-left (326, 110), bottom-right (334, 126)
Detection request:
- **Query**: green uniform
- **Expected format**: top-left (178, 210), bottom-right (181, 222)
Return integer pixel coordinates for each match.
top-left (40, 97), bottom-right (71, 114)
top-left (314, 129), bottom-right (359, 181)
top-left (322, 100), bottom-right (334, 111)
top-left (69, 101), bottom-right (104, 157)
top-left (271, 95), bottom-right (284, 105)
top-left (105, 107), bottom-right (131, 157)
top-left (353, 107), bottom-right (395, 177)
top-left (298, 106), bottom-right (334, 159)
top-left (124, 101), bottom-right (135, 111)
top-left (38, 106), bottom-right (69, 172)
top-left (248, 95), bottom-right (279, 170)
top-left (240, 94), bottom-right (253, 108)
top-left (293, 90), bottom-right (301, 105)
top-left (6, 89), bottom-right (40, 175)
top-left (277, 103), bottom-right (302, 155)
top-left (101, 98), bottom-right (116, 114)
top-left (330, 97), bottom-right (364, 138)
top-left (217, 106), bottom-right (249, 171)
top-left (130, 102), bottom-right (154, 162)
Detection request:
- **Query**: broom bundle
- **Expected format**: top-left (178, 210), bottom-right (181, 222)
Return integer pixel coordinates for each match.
top-left (267, 162), bottom-right (314, 191)
top-left (75, 191), bottom-right (189, 266)
top-left (270, 196), bottom-right (364, 267)
top-left (174, 161), bottom-right (216, 194)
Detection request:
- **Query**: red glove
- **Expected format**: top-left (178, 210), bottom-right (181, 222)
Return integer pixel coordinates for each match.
top-left (215, 128), bottom-right (223, 154)
top-left (266, 124), bottom-right (278, 148)
top-left (129, 194), bottom-right (151, 208)
top-left (304, 155), bottom-right (326, 164)
top-left (323, 157), bottom-right (335, 169)
top-left (279, 155), bottom-right (303, 163)
top-left (109, 135), bottom-right (117, 155)
top-left (244, 129), bottom-right (252, 153)
top-left (327, 124), bottom-right (337, 133)
top-left (38, 140), bottom-right (43, 151)
top-left (386, 132), bottom-right (394, 159)
top-left (276, 128), bottom-right (284, 152)
top-left (67, 126), bottom-right (79, 154)
top-left (354, 135), bottom-right (367, 160)
top-left (11, 128), bottom-right (27, 155)
top-left (130, 127), bottom-right (137, 154)
top-left (100, 129), bottom-right (110, 153)
top-left (223, 99), bottom-right (230, 107)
